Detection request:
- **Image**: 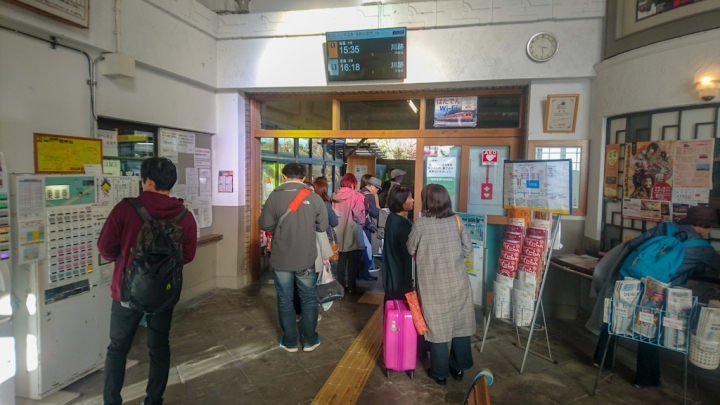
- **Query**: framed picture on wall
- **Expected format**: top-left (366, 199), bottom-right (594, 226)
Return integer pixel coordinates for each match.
top-left (544, 94), bottom-right (579, 133)
top-left (6, 0), bottom-right (90, 28)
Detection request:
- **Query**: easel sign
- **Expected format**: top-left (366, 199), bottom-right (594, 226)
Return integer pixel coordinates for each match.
top-left (503, 159), bottom-right (572, 215)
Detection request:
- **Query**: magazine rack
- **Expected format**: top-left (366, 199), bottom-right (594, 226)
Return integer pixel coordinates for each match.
top-left (479, 215), bottom-right (562, 373)
top-left (591, 297), bottom-right (698, 404)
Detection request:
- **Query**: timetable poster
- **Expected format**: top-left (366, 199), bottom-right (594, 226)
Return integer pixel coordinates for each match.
top-left (503, 160), bottom-right (572, 214)
top-left (622, 141), bottom-right (674, 222)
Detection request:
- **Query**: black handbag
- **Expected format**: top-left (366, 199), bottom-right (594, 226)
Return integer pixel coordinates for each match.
top-left (316, 264), bottom-right (344, 304)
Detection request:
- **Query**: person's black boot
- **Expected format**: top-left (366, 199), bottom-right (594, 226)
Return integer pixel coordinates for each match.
top-left (449, 367), bottom-right (463, 381)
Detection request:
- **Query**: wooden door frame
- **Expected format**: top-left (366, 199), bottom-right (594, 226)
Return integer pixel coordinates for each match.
top-left (249, 90), bottom-right (526, 281)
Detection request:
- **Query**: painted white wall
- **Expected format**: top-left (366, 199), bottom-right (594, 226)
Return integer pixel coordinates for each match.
top-left (0, 0), bottom-right (220, 171)
top-left (584, 28), bottom-right (720, 242)
top-left (0, 30), bottom-right (92, 174)
top-left (213, 92), bottom-right (245, 206)
top-left (218, 19), bottom-right (603, 90)
top-left (528, 79), bottom-right (592, 141)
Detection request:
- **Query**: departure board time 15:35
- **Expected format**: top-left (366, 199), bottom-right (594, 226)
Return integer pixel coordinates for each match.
top-left (326, 27), bottom-right (407, 82)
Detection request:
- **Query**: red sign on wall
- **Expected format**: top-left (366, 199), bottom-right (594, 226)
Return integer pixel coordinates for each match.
top-left (482, 150), bottom-right (498, 165)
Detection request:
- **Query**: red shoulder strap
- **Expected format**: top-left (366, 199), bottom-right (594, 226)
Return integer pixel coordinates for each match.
top-left (288, 188), bottom-right (311, 212)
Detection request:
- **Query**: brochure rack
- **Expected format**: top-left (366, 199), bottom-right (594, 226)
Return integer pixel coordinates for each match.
top-left (480, 215), bottom-right (562, 373)
top-left (591, 297), bottom-right (698, 404)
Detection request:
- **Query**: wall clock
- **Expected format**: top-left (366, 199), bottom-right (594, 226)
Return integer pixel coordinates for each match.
top-left (527, 32), bottom-right (558, 62)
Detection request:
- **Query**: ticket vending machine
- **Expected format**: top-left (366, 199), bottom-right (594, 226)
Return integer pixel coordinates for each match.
top-left (0, 153), bottom-right (15, 405)
top-left (10, 174), bottom-right (139, 400)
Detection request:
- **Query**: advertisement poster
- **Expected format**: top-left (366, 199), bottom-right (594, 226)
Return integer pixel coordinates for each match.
top-left (503, 160), bottom-right (572, 214)
top-left (426, 156), bottom-right (457, 201)
top-left (604, 144), bottom-right (620, 198)
top-left (624, 141), bottom-right (675, 200)
top-left (622, 198), bottom-right (671, 222)
top-left (673, 139), bottom-right (713, 189)
top-left (433, 97), bottom-right (478, 127)
top-left (672, 188), bottom-right (710, 222)
top-left (219, 170), bottom-right (233, 193)
top-left (637, 0), bottom-right (707, 21)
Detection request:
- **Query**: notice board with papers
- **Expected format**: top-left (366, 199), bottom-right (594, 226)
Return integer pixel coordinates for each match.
top-left (503, 159), bottom-right (572, 215)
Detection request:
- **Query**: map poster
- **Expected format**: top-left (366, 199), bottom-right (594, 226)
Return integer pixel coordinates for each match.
top-left (503, 159), bottom-right (572, 214)
top-left (623, 141), bottom-right (675, 201)
top-left (34, 133), bottom-right (102, 174)
top-left (673, 139), bottom-right (713, 189)
top-left (433, 97), bottom-right (478, 128)
top-left (604, 144), bottom-right (621, 198)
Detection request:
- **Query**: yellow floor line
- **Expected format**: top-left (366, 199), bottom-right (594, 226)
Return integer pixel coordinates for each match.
top-left (313, 293), bottom-right (384, 405)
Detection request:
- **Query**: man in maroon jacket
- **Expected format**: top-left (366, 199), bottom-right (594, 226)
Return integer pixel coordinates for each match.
top-left (98, 157), bottom-right (197, 405)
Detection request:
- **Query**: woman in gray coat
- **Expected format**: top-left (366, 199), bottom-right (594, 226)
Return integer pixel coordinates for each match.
top-left (407, 184), bottom-right (475, 385)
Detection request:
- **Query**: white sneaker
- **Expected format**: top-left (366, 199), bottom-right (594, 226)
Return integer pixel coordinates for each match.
top-left (303, 338), bottom-right (321, 352)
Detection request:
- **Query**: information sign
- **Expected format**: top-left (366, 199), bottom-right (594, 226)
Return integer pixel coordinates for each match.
top-left (326, 28), bottom-right (406, 81)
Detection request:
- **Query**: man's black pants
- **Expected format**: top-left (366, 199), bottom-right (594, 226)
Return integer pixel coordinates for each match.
top-left (103, 300), bottom-right (174, 405)
top-left (594, 326), bottom-right (661, 386)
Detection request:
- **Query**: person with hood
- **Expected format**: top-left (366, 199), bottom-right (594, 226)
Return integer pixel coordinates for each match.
top-left (359, 174), bottom-right (382, 280)
top-left (332, 173), bottom-right (366, 293)
top-left (98, 157), bottom-right (198, 405)
top-left (588, 206), bottom-right (720, 388)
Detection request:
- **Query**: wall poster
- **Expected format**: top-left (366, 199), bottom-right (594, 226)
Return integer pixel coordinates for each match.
top-left (673, 139), bottom-right (713, 189)
top-left (604, 144), bottom-right (621, 198)
top-left (426, 157), bottom-right (457, 202)
top-left (433, 97), bottom-right (478, 127)
top-left (622, 141), bottom-right (675, 222)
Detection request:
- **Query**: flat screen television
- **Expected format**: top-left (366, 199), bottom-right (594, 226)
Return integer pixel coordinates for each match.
top-left (326, 27), bottom-right (407, 82)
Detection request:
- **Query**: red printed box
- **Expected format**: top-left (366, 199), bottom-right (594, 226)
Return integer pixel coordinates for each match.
top-left (527, 226), bottom-right (549, 240)
top-left (506, 224), bottom-right (525, 235)
top-left (517, 262), bottom-right (539, 275)
top-left (502, 240), bottom-right (521, 253)
top-left (500, 249), bottom-right (520, 261)
top-left (498, 258), bottom-right (518, 276)
top-left (524, 236), bottom-right (546, 250)
top-left (504, 232), bottom-right (523, 243)
top-left (519, 254), bottom-right (541, 268)
top-left (522, 245), bottom-right (543, 258)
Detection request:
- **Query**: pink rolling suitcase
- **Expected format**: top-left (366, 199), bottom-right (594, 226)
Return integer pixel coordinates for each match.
top-left (383, 299), bottom-right (417, 378)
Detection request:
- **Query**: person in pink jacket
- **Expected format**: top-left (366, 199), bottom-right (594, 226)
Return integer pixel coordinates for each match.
top-left (332, 173), bottom-right (366, 293)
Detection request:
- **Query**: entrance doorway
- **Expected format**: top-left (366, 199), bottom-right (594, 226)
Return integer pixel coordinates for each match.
top-left (249, 90), bottom-right (526, 280)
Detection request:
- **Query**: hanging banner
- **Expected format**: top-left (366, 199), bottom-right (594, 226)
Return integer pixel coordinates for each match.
top-left (433, 97), bottom-right (478, 127)
top-left (503, 159), bottom-right (572, 214)
top-left (604, 144), bottom-right (620, 198)
top-left (673, 139), bottom-right (714, 189)
top-left (622, 141), bottom-right (675, 221)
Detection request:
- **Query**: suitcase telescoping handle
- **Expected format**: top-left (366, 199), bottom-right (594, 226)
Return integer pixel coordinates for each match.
top-left (411, 255), bottom-right (417, 291)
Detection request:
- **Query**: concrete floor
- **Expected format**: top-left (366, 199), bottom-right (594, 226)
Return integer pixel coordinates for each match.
top-left (62, 279), bottom-right (720, 405)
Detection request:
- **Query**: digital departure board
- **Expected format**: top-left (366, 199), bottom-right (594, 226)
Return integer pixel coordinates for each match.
top-left (326, 27), bottom-right (407, 82)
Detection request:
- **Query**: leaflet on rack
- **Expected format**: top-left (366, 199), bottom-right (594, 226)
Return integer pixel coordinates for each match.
top-left (612, 279), bottom-right (642, 334)
top-left (663, 287), bottom-right (693, 349)
top-left (633, 277), bottom-right (669, 338)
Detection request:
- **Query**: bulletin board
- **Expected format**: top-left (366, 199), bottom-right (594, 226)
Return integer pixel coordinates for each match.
top-left (34, 133), bottom-right (103, 174)
top-left (503, 159), bottom-right (572, 215)
top-left (158, 128), bottom-right (213, 229)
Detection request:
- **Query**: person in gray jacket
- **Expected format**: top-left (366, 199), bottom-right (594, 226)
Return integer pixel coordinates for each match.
top-left (259, 163), bottom-right (329, 353)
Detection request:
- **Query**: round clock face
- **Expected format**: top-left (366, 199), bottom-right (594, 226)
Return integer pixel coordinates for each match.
top-left (527, 33), bottom-right (558, 62)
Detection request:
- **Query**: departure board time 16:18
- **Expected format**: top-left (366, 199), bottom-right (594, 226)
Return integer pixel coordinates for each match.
top-left (326, 27), bottom-right (407, 82)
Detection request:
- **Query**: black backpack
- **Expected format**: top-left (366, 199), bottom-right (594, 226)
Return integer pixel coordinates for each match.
top-left (120, 198), bottom-right (187, 313)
